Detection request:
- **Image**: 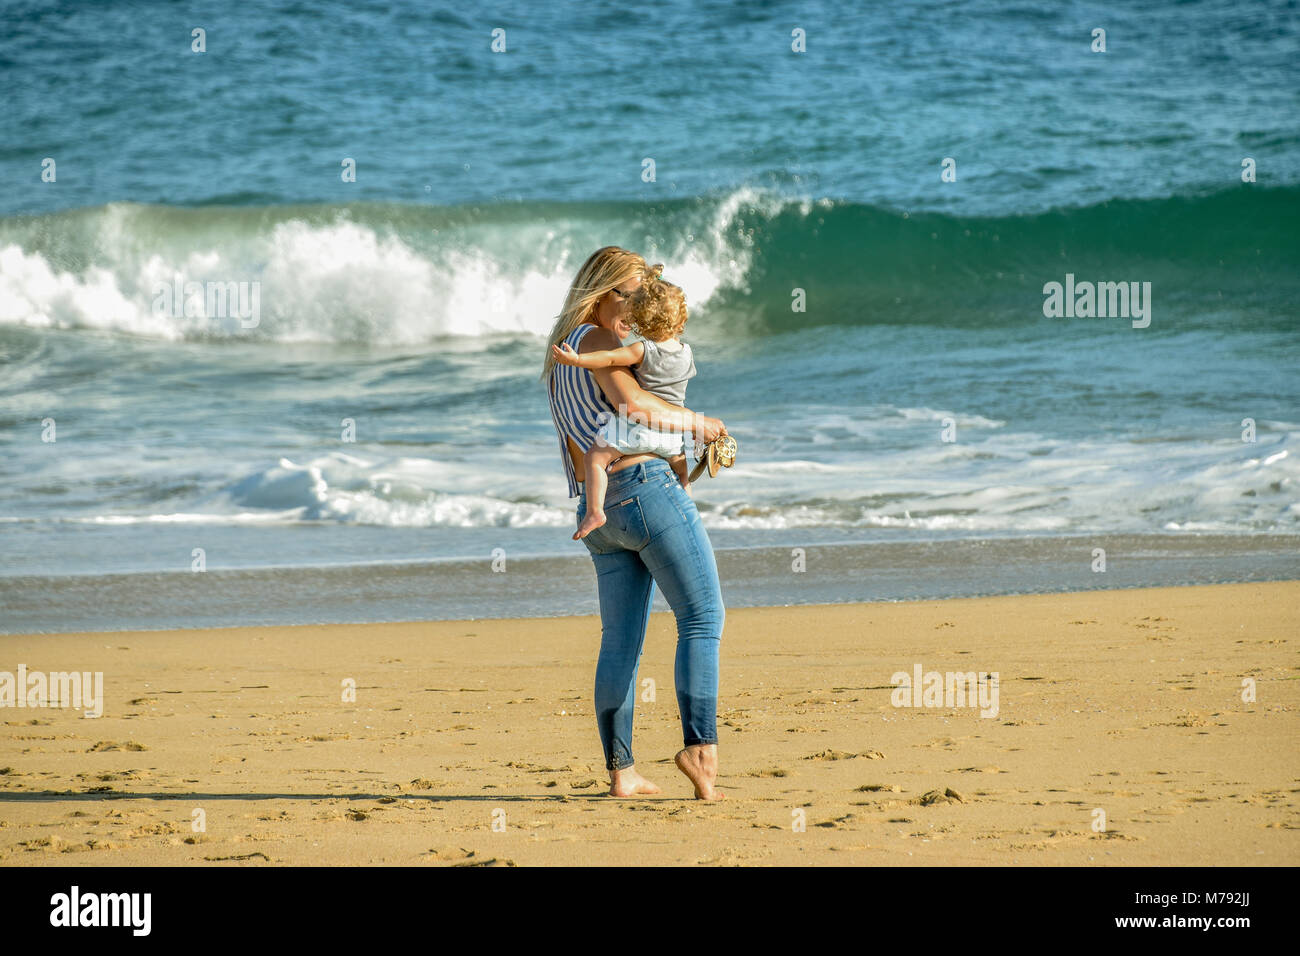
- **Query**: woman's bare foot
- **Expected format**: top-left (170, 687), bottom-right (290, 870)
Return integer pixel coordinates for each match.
top-left (574, 509), bottom-right (606, 540)
top-left (675, 744), bottom-right (725, 801)
top-left (608, 766), bottom-right (661, 797)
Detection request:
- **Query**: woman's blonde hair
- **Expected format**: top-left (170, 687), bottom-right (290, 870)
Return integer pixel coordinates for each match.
top-left (627, 277), bottom-right (687, 342)
top-left (540, 246), bottom-right (657, 381)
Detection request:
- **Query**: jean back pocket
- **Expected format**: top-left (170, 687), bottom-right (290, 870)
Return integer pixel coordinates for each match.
top-left (578, 492), bottom-right (650, 554)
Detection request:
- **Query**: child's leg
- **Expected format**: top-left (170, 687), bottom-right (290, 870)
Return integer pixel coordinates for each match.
top-left (667, 453), bottom-right (691, 494)
top-left (576, 444), bottom-right (620, 540)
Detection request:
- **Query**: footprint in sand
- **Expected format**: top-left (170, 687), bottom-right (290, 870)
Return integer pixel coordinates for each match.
top-left (814, 812), bottom-right (858, 828)
top-left (505, 761), bottom-right (575, 773)
top-left (453, 856), bottom-right (516, 867)
top-left (128, 822), bottom-right (181, 838)
top-left (21, 835), bottom-right (120, 854)
top-left (423, 845), bottom-right (476, 862)
top-left (696, 850), bottom-right (760, 864)
top-left (803, 749), bottom-right (885, 761)
top-left (913, 788), bottom-right (966, 806)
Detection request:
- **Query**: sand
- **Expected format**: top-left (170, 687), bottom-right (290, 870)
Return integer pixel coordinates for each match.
top-left (1, 581), bottom-right (1296, 866)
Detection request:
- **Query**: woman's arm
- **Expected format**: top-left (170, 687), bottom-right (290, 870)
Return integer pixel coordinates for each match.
top-left (583, 327), bottom-right (724, 440)
top-left (552, 340), bottom-right (644, 369)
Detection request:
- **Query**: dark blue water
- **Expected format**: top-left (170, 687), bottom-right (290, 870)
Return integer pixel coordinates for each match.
top-left (4, 0), bottom-right (1298, 215)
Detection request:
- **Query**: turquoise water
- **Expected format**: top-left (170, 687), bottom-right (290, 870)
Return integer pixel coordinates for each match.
top-left (0, 0), bottom-right (1297, 628)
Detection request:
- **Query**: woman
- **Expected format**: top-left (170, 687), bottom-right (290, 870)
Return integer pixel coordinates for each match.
top-left (542, 246), bottom-right (728, 800)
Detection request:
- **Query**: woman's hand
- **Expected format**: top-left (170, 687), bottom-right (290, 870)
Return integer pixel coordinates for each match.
top-left (552, 342), bottom-right (580, 365)
top-left (694, 415), bottom-right (725, 443)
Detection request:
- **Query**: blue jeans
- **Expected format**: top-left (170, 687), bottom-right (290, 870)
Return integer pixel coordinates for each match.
top-left (576, 457), bottom-right (725, 772)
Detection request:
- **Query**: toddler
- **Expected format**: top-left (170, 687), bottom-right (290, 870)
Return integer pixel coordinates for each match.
top-left (551, 276), bottom-right (698, 540)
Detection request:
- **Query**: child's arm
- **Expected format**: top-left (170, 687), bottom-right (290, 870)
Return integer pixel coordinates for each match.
top-left (552, 340), bottom-right (645, 370)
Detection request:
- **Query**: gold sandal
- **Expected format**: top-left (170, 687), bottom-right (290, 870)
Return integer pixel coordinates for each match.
top-left (712, 434), bottom-right (737, 473)
top-left (688, 434), bottom-right (738, 482)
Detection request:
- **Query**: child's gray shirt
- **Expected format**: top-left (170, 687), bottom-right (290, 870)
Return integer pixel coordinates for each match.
top-left (620, 331), bottom-right (697, 406)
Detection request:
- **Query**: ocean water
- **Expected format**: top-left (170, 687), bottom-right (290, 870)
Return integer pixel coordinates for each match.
top-left (1, 0), bottom-right (1298, 630)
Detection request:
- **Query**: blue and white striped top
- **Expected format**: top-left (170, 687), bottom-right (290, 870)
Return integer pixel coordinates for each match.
top-left (547, 324), bottom-right (617, 497)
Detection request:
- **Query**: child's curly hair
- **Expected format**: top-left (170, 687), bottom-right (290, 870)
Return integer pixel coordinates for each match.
top-left (626, 271), bottom-right (687, 341)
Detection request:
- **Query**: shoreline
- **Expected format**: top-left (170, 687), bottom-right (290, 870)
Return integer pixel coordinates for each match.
top-left (1, 581), bottom-right (1296, 866)
top-left (4, 574), bottom-right (1300, 640)
top-left (2, 532), bottom-right (1297, 635)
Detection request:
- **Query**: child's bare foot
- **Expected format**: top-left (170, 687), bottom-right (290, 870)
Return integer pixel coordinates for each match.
top-left (574, 509), bottom-right (606, 540)
top-left (675, 744), bottom-right (725, 800)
